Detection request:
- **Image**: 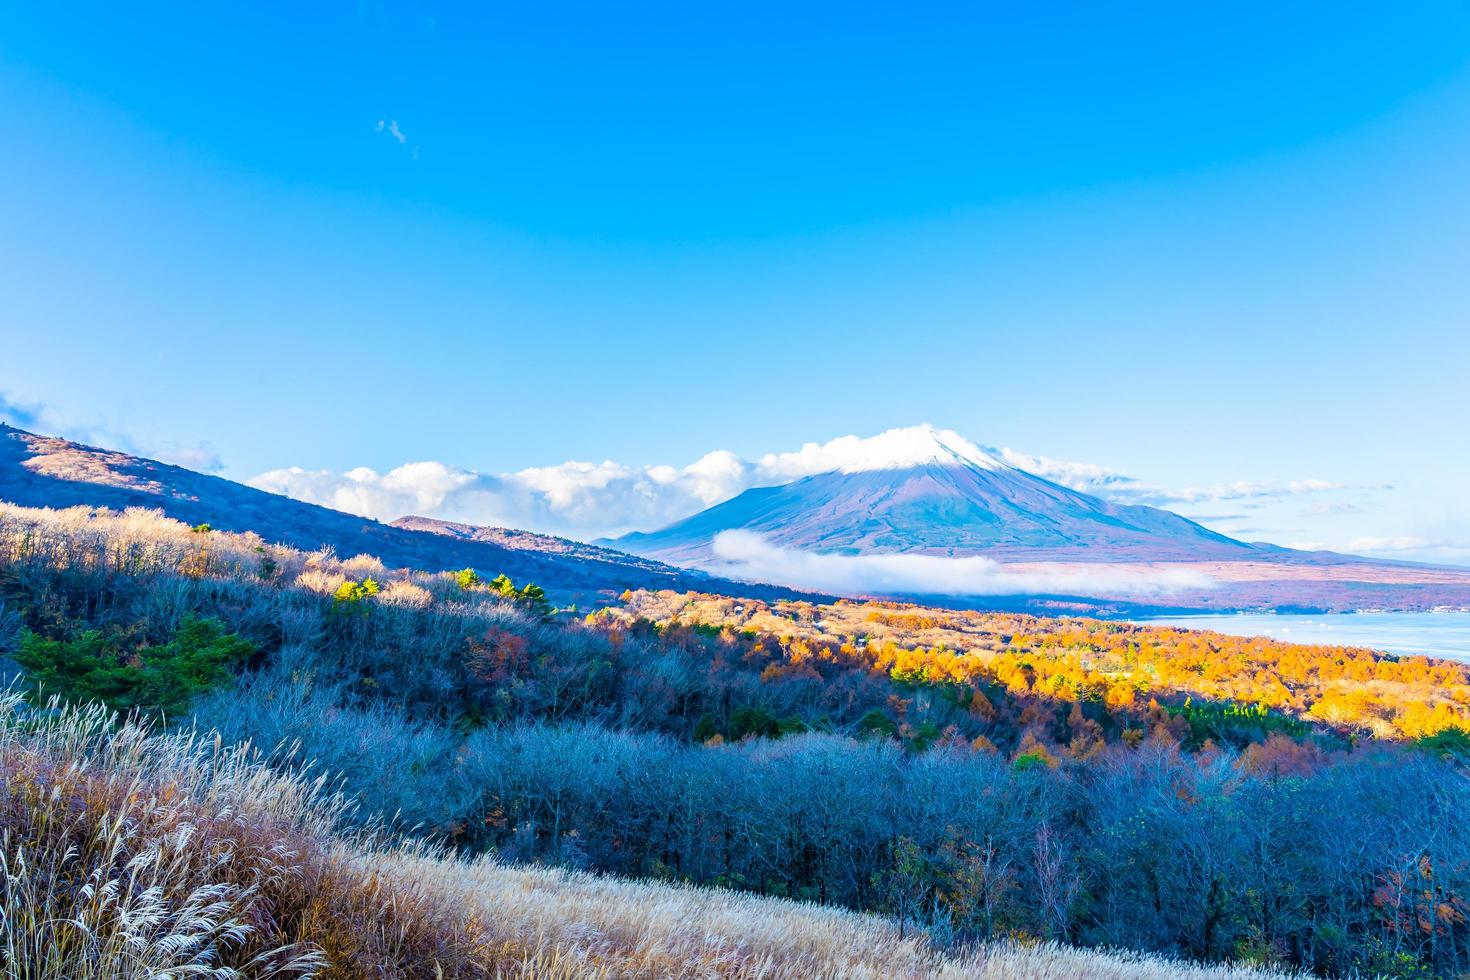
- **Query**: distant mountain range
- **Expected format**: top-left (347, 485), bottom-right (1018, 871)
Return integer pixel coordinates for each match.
top-left (0, 424), bottom-right (803, 605)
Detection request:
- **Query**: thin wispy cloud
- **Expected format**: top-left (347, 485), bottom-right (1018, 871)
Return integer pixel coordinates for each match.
top-left (150, 443), bottom-right (226, 472)
top-left (1302, 535), bottom-right (1470, 563)
top-left (1146, 478), bottom-right (1351, 506)
top-left (375, 118), bottom-right (408, 144)
top-left (0, 390), bottom-right (223, 473)
top-left (995, 448), bottom-right (1136, 494)
top-left (0, 393), bottom-right (45, 430)
top-left (1001, 447), bottom-right (1359, 508)
top-left (1310, 501), bottom-right (1366, 516)
top-left (374, 118), bottom-right (420, 158)
top-left (1349, 535), bottom-right (1433, 553)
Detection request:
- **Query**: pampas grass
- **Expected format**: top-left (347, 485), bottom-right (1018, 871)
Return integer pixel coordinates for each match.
top-left (353, 849), bottom-right (1300, 979)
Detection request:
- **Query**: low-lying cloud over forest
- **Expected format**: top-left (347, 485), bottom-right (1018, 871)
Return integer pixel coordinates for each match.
top-left (705, 530), bottom-right (1217, 597)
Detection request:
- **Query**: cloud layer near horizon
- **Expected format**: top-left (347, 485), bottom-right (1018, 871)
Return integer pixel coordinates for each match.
top-left (250, 427), bottom-right (1023, 538)
top-left (4, 394), bottom-right (1444, 566)
top-left (246, 424), bottom-right (1354, 544)
top-left (706, 530), bottom-right (1216, 597)
top-left (250, 452), bottom-right (756, 540)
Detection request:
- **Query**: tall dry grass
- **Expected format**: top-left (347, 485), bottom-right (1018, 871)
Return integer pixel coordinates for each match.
top-left (356, 850), bottom-right (1302, 979)
top-left (0, 699), bottom-right (316, 977)
top-left (0, 691), bottom-right (511, 978)
top-left (0, 689), bottom-right (1296, 979)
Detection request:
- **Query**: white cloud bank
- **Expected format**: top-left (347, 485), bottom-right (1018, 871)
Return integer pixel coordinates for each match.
top-left (251, 425), bottom-right (1007, 538)
top-left (250, 450), bottom-right (761, 539)
top-left (247, 423), bottom-right (1364, 545)
top-left (707, 531), bottom-right (1216, 597)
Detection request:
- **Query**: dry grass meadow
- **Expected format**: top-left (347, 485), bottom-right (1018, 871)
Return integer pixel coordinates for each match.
top-left (0, 686), bottom-right (1295, 978)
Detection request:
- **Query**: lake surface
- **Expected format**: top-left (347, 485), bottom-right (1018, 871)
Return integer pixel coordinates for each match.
top-left (1132, 612), bottom-right (1470, 662)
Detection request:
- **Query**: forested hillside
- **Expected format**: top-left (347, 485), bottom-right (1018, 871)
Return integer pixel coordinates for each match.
top-left (608, 591), bottom-right (1470, 743)
top-left (1, 501), bottom-right (1466, 976)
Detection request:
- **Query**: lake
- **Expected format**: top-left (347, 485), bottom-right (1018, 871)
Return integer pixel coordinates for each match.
top-left (1132, 612), bottom-right (1470, 662)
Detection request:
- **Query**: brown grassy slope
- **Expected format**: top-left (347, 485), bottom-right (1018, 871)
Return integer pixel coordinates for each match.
top-left (362, 854), bottom-right (1302, 979)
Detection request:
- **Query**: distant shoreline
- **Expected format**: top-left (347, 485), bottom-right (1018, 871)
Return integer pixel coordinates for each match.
top-left (1130, 610), bottom-right (1470, 661)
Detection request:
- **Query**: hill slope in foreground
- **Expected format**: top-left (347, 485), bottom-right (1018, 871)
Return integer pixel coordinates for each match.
top-left (0, 423), bottom-right (803, 605)
top-left (0, 692), bottom-right (1291, 979)
top-left (614, 425), bottom-right (1470, 613)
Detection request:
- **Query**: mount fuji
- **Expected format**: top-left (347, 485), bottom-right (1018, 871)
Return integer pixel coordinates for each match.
top-left (608, 425), bottom-right (1470, 612)
top-left (613, 425), bottom-right (1262, 565)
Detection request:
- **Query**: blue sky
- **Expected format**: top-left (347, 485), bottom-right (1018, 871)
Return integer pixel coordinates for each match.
top-left (2, 3), bottom-right (1470, 560)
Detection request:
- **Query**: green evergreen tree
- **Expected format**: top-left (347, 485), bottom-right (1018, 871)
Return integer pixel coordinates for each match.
top-left (15, 616), bottom-right (254, 719)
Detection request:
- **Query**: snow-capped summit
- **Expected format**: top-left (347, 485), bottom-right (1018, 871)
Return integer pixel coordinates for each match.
top-left (615, 424), bottom-right (1259, 567)
top-left (777, 424), bottom-right (1008, 475)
